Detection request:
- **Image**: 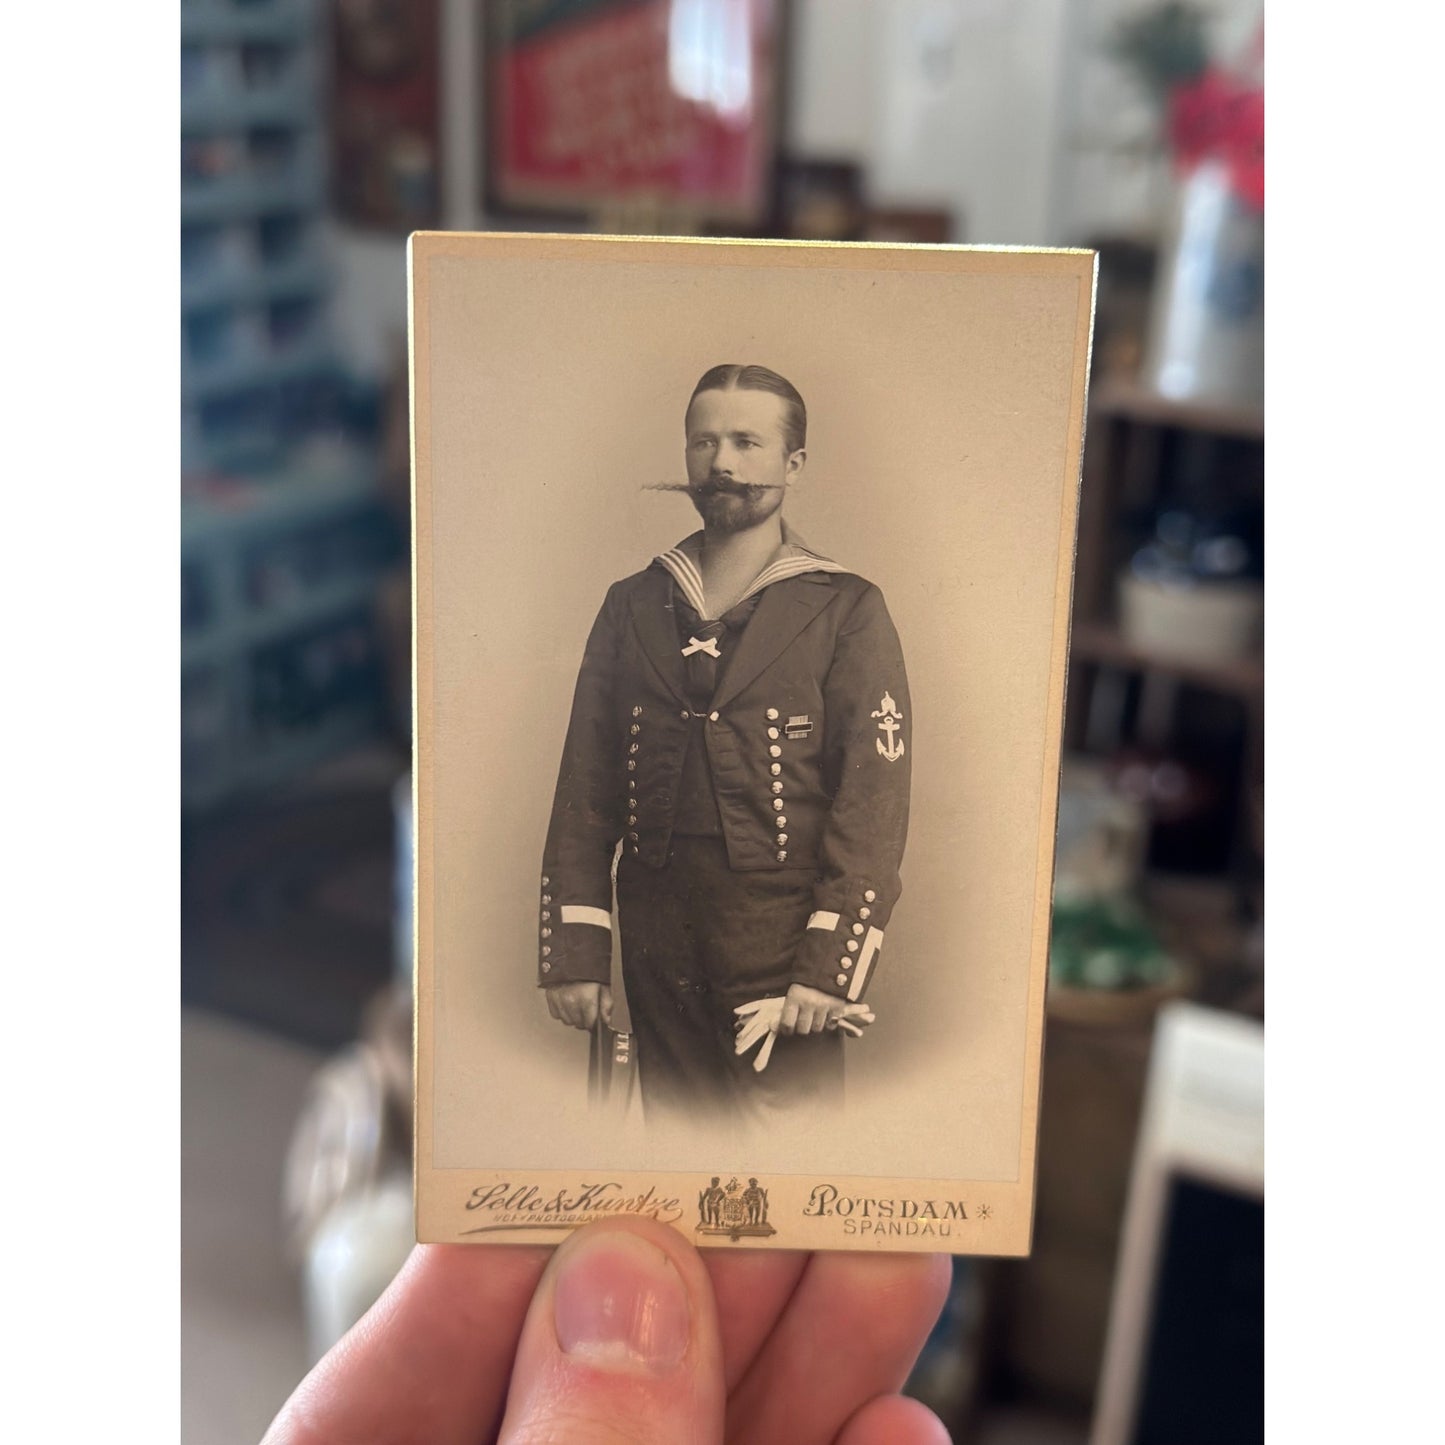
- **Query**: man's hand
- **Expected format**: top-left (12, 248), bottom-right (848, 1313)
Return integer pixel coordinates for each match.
top-left (779, 982), bottom-right (852, 1036)
top-left (264, 1218), bottom-right (951, 1445)
top-left (545, 981), bottom-right (613, 1031)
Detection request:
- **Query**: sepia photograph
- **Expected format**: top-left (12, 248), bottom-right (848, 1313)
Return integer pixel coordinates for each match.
top-left (412, 232), bottom-right (1094, 1254)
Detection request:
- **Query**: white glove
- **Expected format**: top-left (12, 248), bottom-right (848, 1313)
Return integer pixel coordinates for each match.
top-left (733, 997), bottom-right (877, 1072)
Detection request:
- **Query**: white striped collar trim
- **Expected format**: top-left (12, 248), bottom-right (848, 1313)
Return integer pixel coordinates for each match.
top-left (656, 546), bottom-right (708, 615)
top-left (654, 532), bottom-right (847, 621)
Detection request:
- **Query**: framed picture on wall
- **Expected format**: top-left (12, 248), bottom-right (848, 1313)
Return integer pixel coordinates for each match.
top-left (482, 0), bottom-right (785, 228)
top-left (330, 0), bottom-right (442, 230)
top-left (410, 232), bottom-right (1096, 1255)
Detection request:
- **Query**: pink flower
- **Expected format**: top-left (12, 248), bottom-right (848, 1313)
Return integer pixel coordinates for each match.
top-left (1168, 68), bottom-right (1264, 211)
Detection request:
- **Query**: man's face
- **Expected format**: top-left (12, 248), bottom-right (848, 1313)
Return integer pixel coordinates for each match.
top-left (684, 388), bottom-right (804, 534)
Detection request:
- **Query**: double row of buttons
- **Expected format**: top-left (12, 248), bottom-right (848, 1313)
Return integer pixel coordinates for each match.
top-left (764, 707), bottom-right (789, 861)
top-left (539, 873), bottom-right (553, 973)
top-left (834, 888), bottom-right (877, 987)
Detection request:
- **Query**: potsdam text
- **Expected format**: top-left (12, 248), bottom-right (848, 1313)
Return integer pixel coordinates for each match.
top-left (802, 1184), bottom-right (969, 1238)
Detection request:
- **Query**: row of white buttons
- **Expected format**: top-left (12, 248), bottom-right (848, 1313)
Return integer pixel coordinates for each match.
top-left (834, 891), bottom-right (878, 987)
top-left (628, 709), bottom-right (644, 853)
top-left (765, 708), bottom-right (788, 860)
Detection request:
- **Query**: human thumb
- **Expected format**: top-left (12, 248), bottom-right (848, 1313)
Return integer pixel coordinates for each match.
top-left (496, 1217), bottom-right (725, 1445)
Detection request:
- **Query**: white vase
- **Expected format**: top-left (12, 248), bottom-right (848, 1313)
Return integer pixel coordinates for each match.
top-left (1143, 158), bottom-right (1264, 408)
top-left (302, 1171), bottom-right (416, 1361)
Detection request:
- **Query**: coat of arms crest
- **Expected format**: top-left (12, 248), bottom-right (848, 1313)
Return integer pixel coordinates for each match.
top-left (696, 1175), bottom-right (777, 1241)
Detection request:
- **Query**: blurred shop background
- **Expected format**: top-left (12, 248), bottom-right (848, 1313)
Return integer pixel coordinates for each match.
top-left (180, 2), bottom-right (1263, 1441)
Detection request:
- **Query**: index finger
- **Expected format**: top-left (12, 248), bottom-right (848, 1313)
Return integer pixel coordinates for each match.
top-left (726, 1250), bottom-right (951, 1443)
top-left (702, 1248), bottom-right (810, 1392)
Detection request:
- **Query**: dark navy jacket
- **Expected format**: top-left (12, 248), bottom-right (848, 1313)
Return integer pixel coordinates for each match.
top-left (537, 560), bottom-right (911, 1003)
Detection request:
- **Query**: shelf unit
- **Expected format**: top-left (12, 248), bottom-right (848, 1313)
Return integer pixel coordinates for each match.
top-left (181, 1), bottom-right (394, 810)
top-left (1068, 375), bottom-right (1264, 876)
top-left (982, 376), bottom-right (1267, 1423)
top-left (181, 0), bottom-right (334, 478)
top-left (1070, 620), bottom-right (1263, 702)
top-left (1088, 375), bottom-right (1264, 443)
top-left (182, 464), bottom-right (396, 809)
top-left (1075, 378), bottom-right (1264, 621)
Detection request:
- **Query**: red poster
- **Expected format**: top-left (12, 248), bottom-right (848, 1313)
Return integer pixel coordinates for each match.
top-left (487, 0), bottom-right (781, 225)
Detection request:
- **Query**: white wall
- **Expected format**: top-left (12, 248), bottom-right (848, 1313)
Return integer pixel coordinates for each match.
top-left (790, 0), bottom-right (1261, 246)
top-left (865, 0), bottom-right (1074, 243)
top-left (329, 225), bottom-right (409, 379)
top-left (786, 0), bottom-right (880, 156)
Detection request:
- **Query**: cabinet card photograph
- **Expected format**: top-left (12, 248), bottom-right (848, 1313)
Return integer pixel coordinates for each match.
top-left (411, 233), bottom-right (1095, 1255)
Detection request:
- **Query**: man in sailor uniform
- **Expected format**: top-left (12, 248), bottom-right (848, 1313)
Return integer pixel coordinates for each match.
top-left (538, 364), bottom-right (911, 1116)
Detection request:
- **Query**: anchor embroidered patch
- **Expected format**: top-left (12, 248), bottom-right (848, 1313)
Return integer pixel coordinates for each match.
top-left (871, 691), bottom-right (905, 762)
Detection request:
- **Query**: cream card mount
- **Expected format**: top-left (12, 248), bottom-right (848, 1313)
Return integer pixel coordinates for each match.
top-left (411, 232), bottom-right (1095, 1254)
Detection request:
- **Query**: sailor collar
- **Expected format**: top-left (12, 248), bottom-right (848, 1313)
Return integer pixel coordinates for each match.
top-left (653, 525), bottom-right (847, 621)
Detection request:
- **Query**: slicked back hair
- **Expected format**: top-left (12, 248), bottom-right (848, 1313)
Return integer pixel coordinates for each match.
top-left (687, 364), bottom-right (807, 456)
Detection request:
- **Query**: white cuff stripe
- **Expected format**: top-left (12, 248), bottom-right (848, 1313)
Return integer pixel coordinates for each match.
top-left (560, 905), bottom-right (612, 931)
top-left (847, 926), bottom-right (885, 1002)
top-left (807, 910), bottom-right (841, 931)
